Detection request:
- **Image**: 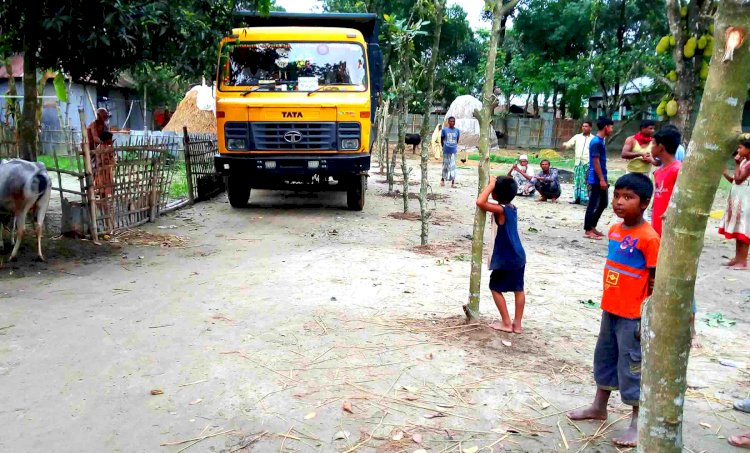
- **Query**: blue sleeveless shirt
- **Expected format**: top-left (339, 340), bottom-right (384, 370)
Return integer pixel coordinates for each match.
top-left (490, 205), bottom-right (526, 270)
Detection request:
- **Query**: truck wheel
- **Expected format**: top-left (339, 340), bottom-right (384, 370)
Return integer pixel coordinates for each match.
top-left (347, 175), bottom-right (366, 211)
top-left (227, 175), bottom-right (251, 208)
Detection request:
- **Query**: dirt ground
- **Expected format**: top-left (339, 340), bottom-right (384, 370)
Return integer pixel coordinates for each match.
top-left (1, 155), bottom-right (749, 453)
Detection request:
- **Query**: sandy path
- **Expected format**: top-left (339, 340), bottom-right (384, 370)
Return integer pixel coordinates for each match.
top-left (0, 157), bottom-right (748, 452)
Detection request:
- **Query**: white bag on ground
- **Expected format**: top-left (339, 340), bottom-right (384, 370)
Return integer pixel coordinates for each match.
top-left (194, 84), bottom-right (215, 112)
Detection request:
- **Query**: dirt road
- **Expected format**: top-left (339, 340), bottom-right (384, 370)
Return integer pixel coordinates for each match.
top-left (1, 158), bottom-right (748, 452)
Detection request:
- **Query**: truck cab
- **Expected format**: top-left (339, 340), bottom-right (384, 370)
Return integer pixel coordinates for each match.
top-left (213, 12), bottom-right (382, 210)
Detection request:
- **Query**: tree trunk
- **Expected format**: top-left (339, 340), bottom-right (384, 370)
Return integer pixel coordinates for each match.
top-left (388, 105), bottom-right (402, 194)
top-left (20, 22), bottom-right (40, 162)
top-left (398, 102), bottom-right (409, 213)
top-left (639, 3), bottom-right (750, 450)
top-left (418, 0), bottom-right (446, 246)
top-left (464, 0), bottom-right (520, 322)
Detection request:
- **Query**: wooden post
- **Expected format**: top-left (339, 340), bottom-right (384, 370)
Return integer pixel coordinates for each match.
top-left (182, 126), bottom-right (195, 204)
top-left (78, 107), bottom-right (99, 243)
top-left (148, 154), bottom-right (160, 222)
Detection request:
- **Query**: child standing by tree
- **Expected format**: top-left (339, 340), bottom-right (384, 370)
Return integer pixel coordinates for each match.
top-left (650, 127), bottom-right (700, 347)
top-left (476, 176), bottom-right (526, 334)
top-left (720, 140), bottom-right (750, 270)
top-left (568, 173), bottom-right (660, 448)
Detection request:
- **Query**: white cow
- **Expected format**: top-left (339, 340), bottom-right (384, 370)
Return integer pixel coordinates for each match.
top-left (0, 159), bottom-right (52, 262)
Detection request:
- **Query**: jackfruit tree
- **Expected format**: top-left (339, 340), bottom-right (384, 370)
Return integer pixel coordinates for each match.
top-left (464, 0), bottom-right (521, 323)
top-left (639, 1), bottom-right (750, 450)
top-left (655, 0), bottom-right (718, 142)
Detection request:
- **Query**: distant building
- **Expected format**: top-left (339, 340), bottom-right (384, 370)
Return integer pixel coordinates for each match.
top-left (0, 54), bottom-right (149, 131)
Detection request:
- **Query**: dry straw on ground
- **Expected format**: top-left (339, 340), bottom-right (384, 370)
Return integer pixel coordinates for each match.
top-left (163, 90), bottom-right (216, 133)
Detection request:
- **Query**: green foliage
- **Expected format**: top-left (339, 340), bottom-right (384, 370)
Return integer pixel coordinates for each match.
top-left (703, 312), bottom-right (736, 328)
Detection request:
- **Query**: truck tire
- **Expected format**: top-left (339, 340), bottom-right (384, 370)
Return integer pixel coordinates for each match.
top-left (227, 175), bottom-right (251, 208)
top-left (347, 175), bottom-right (366, 211)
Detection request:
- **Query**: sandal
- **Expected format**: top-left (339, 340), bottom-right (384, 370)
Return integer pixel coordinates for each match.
top-left (734, 398), bottom-right (750, 413)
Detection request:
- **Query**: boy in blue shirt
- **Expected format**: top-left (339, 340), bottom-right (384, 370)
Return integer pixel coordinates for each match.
top-left (584, 117), bottom-right (615, 240)
top-left (476, 176), bottom-right (527, 334)
top-left (441, 116), bottom-right (460, 188)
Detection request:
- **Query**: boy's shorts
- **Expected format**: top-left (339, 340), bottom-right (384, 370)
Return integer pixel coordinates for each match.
top-left (489, 267), bottom-right (525, 293)
top-left (593, 311), bottom-right (641, 406)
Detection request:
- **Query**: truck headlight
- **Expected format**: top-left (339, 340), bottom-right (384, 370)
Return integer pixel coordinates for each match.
top-left (341, 139), bottom-right (359, 150)
top-left (227, 139), bottom-right (246, 150)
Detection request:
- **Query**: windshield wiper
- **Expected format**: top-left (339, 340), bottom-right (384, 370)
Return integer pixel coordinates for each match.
top-left (240, 83), bottom-right (276, 97)
top-left (307, 84), bottom-right (353, 97)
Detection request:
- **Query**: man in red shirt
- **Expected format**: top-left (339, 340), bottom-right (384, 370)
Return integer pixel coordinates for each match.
top-left (650, 127), bottom-right (701, 347)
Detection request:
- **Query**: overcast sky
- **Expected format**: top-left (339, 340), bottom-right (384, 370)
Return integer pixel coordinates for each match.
top-left (275, 0), bottom-right (488, 31)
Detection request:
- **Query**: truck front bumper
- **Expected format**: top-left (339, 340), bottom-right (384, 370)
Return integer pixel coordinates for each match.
top-left (214, 153), bottom-right (370, 189)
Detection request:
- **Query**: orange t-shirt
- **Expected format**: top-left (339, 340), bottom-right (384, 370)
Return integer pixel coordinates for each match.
top-left (601, 222), bottom-right (661, 319)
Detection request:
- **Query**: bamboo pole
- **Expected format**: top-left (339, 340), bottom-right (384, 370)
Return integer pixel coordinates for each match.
top-left (182, 126), bottom-right (195, 204)
top-left (78, 107), bottom-right (99, 243)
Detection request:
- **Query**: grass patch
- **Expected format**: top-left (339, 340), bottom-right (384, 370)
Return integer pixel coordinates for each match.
top-left (38, 155), bottom-right (78, 171)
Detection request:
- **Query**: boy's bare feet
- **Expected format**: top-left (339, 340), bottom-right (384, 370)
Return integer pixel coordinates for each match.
top-left (584, 231), bottom-right (602, 241)
top-left (512, 321), bottom-right (523, 334)
top-left (567, 406), bottom-right (608, 421)
top-left (691, 335), bottom-right (703, 349)
top-left (728, 433), bottom-right (750, 449)
top-left (489, 321), bottom-right (513, 333)
top-left (730, 262), bottom-right (748, 270)
top-left (725, 257), bottom-right (738, 266)
top-left (613, 424), bottom-right (638, 447)
top-left (440, 180), bottom-right (445, 187)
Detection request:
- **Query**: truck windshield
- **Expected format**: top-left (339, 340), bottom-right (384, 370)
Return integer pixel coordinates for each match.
top-left (219, 42), bottom-right (367, 92)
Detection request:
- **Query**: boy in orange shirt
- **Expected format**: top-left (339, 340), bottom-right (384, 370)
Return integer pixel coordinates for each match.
top-left (568, 173), bottom-right (660, 448)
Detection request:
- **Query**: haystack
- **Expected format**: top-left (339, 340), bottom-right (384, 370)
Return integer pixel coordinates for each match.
top-left (443, 95), bottom-right (497, 148)
top-left (163, 89), bottom-right (216, 134)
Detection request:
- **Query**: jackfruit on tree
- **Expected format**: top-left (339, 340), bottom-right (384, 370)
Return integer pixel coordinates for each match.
top-left (666, 100), bottom-right (679, 117)
top-left (656, 36), bottom-right (670, 54)
top-left (708, 24), bottom-right (714, 34)
top-left (704, 38), bottom-right (714, 56)
top-left (700, 61), bottom-right (709, 80)
top-left (656, 100), bottom-right (667, 116)
top-left (698, 35), bottom-right (708, 50)
top-left (683, 37), bottom-right (697, 58)
top-left (669, 35), bottom-right (676, 47)
top-left (667, 70), bottom-right (678, 82)
top-left (680, 5), bottom-right (688, 18)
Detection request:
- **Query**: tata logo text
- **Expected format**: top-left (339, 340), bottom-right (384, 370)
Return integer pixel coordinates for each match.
top-left (282, 112), bottom-right (303, 118)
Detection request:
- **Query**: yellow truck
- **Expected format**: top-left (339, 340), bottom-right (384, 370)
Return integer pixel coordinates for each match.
top-left (213, 12), bottom-right (382, 210)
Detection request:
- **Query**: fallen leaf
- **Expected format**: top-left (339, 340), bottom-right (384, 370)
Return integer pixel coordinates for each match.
top-left (403, 386), bottom-right (419, 393)
top-left (304, 412), bottom-right (317, 420)
top-left (189, 398), bottom-right (203, 405)
top-left (700, 422), bottom-right (712, 429)
top-left (540, 402), bottom-right (550, 410)
top-left (502, 340), bottom-right (512, 347)
top-left (425, 352), bottom-right (433, 360)
top-left (392, 431), bottom-right (404, 441)
top-left (412, 433), bottom-right (423, 444)
top-left (342, 401), bottom-right (353, 414)
top-left (423, 412), bottom-right (446, 419)
top-left (464, 447), bottom-right (479, 453)
top-left (333, 430), bottom-right (350, 440)
top-left (150, 389), bottom-right (164, 395)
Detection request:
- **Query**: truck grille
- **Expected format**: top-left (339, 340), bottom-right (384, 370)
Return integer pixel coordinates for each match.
top-left (251, 122), bottom-right (337, 150)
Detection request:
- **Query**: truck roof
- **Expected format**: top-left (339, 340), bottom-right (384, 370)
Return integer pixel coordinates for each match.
top-left (234, 11), bottom-right (379, 44)
top-left (229, 26), bottom-right (365, 43)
